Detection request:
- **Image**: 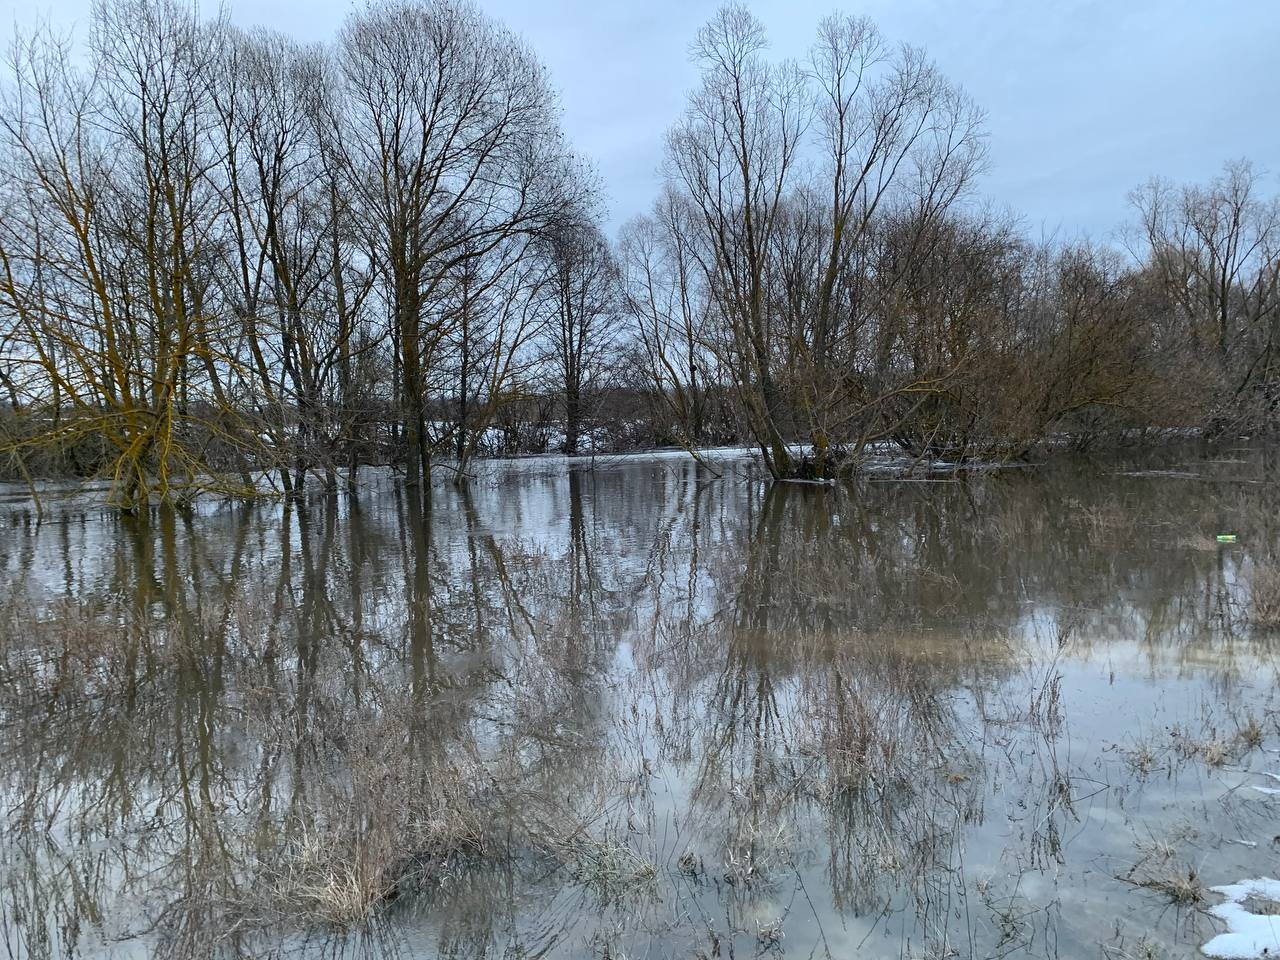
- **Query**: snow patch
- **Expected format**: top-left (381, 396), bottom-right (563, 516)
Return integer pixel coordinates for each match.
top-left (1203, 878), bottom-right (1280, 958)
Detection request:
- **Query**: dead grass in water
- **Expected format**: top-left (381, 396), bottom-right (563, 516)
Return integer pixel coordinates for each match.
top-left (1118, 836), bottom-right (1204, 906)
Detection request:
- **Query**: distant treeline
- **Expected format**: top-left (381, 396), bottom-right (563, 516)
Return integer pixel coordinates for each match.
top-left (1, 0), bottom-right (1277, 507)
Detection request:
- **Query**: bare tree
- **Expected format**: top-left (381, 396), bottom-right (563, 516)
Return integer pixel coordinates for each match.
top-left (335, 0), bottom-right (577, 492)
top-left (619, 187), bottom-right (718, 448)
top-left (4, 0), bottom-right (1278, 510)
top-left (1131, 160), bottom-right (1280, 418)
top-left (434, 231), bottom-right (551, 479)
top-left (664, 5), bottom-right (810, 477)
top-left (650, 4), bottom-right (986, 478)
top-left (541, 211), bottom-right (618, 456)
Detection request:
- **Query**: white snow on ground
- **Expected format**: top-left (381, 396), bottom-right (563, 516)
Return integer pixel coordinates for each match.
top-left (1203, 878), bottom-right (1280, 958)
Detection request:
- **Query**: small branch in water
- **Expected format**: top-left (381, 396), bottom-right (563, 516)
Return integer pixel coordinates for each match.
top-left (774, 477), bottom-right (836, 486)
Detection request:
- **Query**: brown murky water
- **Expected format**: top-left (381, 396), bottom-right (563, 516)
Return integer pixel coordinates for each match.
top-left (3, 446), bottom-right (1280, 959)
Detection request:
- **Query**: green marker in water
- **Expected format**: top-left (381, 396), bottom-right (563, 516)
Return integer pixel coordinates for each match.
top-left (1216, 534), bottom-right (1238, 543)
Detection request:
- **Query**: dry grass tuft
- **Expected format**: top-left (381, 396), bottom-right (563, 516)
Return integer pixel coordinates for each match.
top-left (1139, 868), bottom-right (1204, 906)
top-left (1101, 935), bottom-right (1165, 960)
top-left (564, 835), bottom-right (657, 900)
top-left (266, 794), bottom-right (487, 930)
top-left (1122, 738), bottom-right (1162, 776)
top-left (1119, 838), bottom-right (1204, 906)
top-left (1237, 712), bottom-right (1266, 750)
top-left (273, 824), bottom-right (400, 929)
top-left (1169, 722), bottom-right (1238, 768)
top-left (1200, 737), bottom-right (1233, 768)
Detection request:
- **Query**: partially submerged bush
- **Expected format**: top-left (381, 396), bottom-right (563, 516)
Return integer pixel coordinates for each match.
top-left (1250, 562), bottom-right (1280, 629)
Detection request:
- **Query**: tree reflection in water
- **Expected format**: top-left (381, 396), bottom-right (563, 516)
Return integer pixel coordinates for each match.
top-left (2, 449), bottom-right (1280, 958)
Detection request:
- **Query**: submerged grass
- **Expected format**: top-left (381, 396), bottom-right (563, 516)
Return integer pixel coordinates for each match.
top-left (562, 835), bottom-right (658, 900)
top-left (273, 823), bottom-right (402, 929)
top-left (261, 764), bottom-right (492, 929)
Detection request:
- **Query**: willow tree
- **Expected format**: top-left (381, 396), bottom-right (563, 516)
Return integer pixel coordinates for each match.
top-left (0, 1), bottom-right (265, 510)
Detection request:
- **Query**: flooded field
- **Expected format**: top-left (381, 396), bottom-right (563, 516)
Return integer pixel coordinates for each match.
top-left (3, 447), bottom-right (1280, 959)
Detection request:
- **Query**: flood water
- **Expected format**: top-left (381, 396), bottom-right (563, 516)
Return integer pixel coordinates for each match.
top-left (3, 447), bottom-right (1280, 959)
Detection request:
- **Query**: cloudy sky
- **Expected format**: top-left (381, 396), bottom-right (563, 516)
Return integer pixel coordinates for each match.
top-left (12, 0), bottom-right (1280, 239)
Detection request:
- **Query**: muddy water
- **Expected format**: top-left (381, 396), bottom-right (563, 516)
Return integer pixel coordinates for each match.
top-left (2, 447), bottom-right (1280, 959)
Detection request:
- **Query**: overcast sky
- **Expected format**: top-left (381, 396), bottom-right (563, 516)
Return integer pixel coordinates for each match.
top-left (12, 0), bottom-right (1280, 239)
